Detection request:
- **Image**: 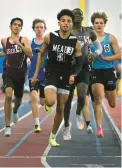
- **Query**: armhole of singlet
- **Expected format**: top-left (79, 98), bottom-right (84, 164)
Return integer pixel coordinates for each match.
top-left (105, 33), bottom-right (109, 42)
top-left (31, 38), bottom-right (34, 46)
top-left (44, 33), bottom-right (50, 47)
top-left (19, 36), bottom-right (22, 43)
top-left (6, 37), bottom-right (9, 46)
top-left (2, 38), bottom-right (7, 52)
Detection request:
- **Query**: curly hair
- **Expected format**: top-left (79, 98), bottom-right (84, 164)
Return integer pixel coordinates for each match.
top-left (57, 9), bottom-right (75, 22)
top-left (91, 12), bottom-right (108, 24)
top-left (32, 19), bottom-right (47, 30)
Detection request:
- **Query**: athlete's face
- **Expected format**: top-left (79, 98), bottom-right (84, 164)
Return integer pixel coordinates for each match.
top-left (34, 22), bottom-right (45, 36)
top-left (10, 20), bottom-right (22, 34)
top-left (93, 18), bottom-right (105, 33)
top-left (58, 15), bottom-right (73, 32)
top-left (73, 9), bottom-right (83, 24)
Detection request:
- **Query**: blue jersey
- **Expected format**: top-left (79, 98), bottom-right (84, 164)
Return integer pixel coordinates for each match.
top-left (28, 38), bottom-right (47, 84)
top-left (91, 33), bottom-right (115, 69)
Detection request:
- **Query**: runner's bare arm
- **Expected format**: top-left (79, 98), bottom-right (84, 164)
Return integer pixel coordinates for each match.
top-left (73, 40), bottom-right (83, 77)
top-left (90, 29), bottom-right (102, 56)
top-left (104, 34), bottom-right (121, 61)
top-left (0, 38), bottom-right (6, 57)
top-left (33, 34), bottom-right (49, 78)
top-left (20, 37), bottom-right (33, 58)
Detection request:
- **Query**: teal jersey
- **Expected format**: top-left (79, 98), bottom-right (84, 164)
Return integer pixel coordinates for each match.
top-left (91, 33), bottom-right (115, 69)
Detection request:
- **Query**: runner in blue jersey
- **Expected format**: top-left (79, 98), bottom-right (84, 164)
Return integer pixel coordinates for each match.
top-left (90, 12), bottom-right (121, 138)
top-left (28, 19), bottom-right (51, 133)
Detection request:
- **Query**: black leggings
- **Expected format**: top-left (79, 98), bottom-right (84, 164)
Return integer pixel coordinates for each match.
top-left (64, 82), bottom-right (88, 127)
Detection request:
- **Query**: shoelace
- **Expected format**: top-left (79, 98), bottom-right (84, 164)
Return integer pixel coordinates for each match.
top-left (35, 125), bottom-right (39, 129)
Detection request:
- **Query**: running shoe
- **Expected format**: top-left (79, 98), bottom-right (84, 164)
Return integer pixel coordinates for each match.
top-left (49, 138), bottom-right (60, 147)
top-left (35, 125), bottom-right (41, 133)
top-left (96, 127), bottom-right (104, 138)
top-left (63, 122), bottom-right (72, 140)
top-left (5, 127), bottom-right (11, 137)
top-left (45, 105), bottom-right (52, 114)
top-left (76, 115), bottom-right (84, 130)
top-left (87, 124), bottom-right (93, 134)
top-left (13, 113), bottom-right (19, 123)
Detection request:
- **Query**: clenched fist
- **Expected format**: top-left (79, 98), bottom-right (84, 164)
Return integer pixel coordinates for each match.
top-left (31, 75), bottom-right (37, 86)
top-left (69, 75), bottom-right (75, 85)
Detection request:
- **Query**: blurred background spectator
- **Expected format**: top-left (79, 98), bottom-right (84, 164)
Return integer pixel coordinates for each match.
top-left (0, 48), bottom-right (5, 92)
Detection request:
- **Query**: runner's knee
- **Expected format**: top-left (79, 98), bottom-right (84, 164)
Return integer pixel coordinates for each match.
top-left (108, 101), bottom-right (116, 108)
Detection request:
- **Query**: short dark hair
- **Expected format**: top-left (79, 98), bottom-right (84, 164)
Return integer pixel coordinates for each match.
top-left (57, 9), bottom-right (75, 22)
top-left (10, 17), bottom-right (23, 27)
top-left (32, 19), bottom-right (47, 30)
top-left (72, 8), bottom-right (83, 15)
top-left (91, 12), bottom-right (108, 24)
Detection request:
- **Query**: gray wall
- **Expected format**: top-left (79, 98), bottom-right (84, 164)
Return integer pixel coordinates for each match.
top-left (86, 0), bottom-right (121, 43)
top-left (0, 0), bottom-right (79, 42)
top-left (0, 0), bottom-right (121, 44)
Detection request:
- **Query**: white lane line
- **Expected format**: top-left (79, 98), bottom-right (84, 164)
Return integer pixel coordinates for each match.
top-left (0, 103), bottom-right (15, 116)
top-left (41, 120), bottom-right (64, 168)
top-left (102, 102), bottom-right (121, 143)
top-left (0, 155), bottom-right (121, 159)
top-left (41, 100), bottom-right (76, 168)
top-left (0, 105), bottom-right (41, 133)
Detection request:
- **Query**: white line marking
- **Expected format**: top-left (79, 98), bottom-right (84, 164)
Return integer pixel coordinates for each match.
top-left (0, 103), bottom-right (15, 116)
top-left (73, 164), bottom-right (114, 167)
top-left (0, 105), bottom-right (41, 133)
top-left (0, 101), bottom-right (30, 111)
top-left (42, 155), bottom-right (121, 158)
top-left (0, 167), bottom-right (42, 168)
top-left (0, 155), bottom-right (121, 159)
top-left (41, 120), bottom-right (64, 168)
top-left (102, 102), bottom-right (122, 143)
top-left (41, 100), bottom-right (76, 168)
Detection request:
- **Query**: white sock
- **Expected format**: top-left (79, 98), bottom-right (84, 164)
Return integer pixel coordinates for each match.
top-left (49, 133), bottom-right (56, 139)
top-left (34, 118), bottom-right (40, 126)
